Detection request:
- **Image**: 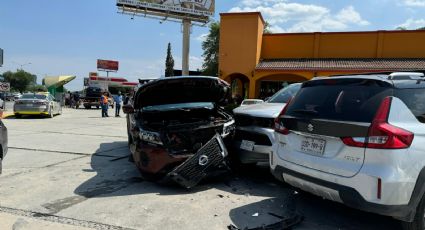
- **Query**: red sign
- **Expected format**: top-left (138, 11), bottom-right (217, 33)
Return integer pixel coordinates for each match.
top-left (97, 59), bottom-right (119, 71)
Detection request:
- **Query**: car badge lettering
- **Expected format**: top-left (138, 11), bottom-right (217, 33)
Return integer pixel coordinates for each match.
top-left (308, 124), bottom-right (314, 132)
top-left (198, 155), bottom-right (209, 166)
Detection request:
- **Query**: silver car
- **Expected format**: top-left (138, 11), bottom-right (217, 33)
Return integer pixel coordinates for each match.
top-left (232, 83), bottom-right (301, 165)
top-left (14, 93), bottom-right (62, 118)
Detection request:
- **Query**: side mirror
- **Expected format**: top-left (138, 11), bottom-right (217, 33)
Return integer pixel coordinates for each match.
top-left (122, 104), bottom-right (135, 114)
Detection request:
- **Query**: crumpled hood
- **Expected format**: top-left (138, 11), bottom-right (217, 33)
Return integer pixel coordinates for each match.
top-left (134, 77), bottom-right (231, 108)
top-left (233, 102), bottom-right (286, 118)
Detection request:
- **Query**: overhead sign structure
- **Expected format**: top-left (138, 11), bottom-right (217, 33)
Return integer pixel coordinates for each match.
top-left (0, 82), bottom-right (11, 92)
top-left (117, 0), bottom-right (215, 75)
top-left (117, 0), bottom-right (215, 23)
top-left (97, 59), bottom-right (119, 72)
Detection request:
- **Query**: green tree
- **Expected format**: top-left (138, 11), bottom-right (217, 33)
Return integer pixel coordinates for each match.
top-left (396, 26), bottom-right (407, 30)
top-left (202, 21), bottom-right (220, 77)
top-left (264, 21), bottom-right (272, 34)
top-left (417, 27), bottom-right (425, 30)
top-left (2, 70), bottom-right (35, 93)
top-left (165, 42), bottom-right (175, 77)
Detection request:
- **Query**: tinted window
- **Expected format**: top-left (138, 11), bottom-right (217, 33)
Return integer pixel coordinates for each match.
top-left (268, 83), bottom-right (301, 103)
top-left (286, 79), bottom-right (392, 123)
top-left (21, 94), bottom-right (47, 100)
top-left (395, 88), bottom-right (425, 123)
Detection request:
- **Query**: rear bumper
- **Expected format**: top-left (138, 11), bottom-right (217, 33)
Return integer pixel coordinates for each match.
top-left (272, 165), bottom-right (416, 221)
top-left (14, 111), bottom-right (49, 115)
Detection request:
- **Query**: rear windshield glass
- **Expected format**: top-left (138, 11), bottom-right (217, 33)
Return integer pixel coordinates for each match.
top-left (268, 83), bottom-right (301, 103)
top-left (285, 79), bottom-right (392, 123)
top-left (21, 94), bottom-right (47, 100)
top-left (395, 88), bottom-right (425, 123)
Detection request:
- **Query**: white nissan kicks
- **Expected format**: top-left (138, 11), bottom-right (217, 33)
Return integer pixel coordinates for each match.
top-left (271, 72), bottom-right (425, 229)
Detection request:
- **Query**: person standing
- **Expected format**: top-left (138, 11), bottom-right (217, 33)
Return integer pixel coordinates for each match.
top-left (114, 91), bottom-right (123, 117)
top-left (100, 92), bottom-right (109, 117)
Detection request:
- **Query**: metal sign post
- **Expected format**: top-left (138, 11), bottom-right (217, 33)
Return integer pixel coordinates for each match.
top-left (182, 19), bottom-right (191, 76)
top-left (0, 48), bottom-right (3, 67)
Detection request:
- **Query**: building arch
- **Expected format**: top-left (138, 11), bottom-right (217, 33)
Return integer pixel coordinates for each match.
top-left (253, 73), bottom-right (310, 99)
top-left (223, 73), bottom-right (250, 100)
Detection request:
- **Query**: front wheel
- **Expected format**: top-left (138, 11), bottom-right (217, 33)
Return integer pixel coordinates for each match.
top-left (401, 193), bottom-right (425, 230)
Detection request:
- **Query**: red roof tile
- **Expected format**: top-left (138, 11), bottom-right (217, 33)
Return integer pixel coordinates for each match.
top-left (256, 58), bottom-right (425, 72)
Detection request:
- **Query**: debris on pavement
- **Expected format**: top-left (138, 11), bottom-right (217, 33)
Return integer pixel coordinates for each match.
top-left (228, 212), bottom-right (304, 230)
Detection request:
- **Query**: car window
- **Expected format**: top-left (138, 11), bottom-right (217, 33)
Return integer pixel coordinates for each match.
top-left (285, 79), bottom-right (392, 123)
top-left (21, 94), bottom-right (47, 100)
top-left (395, 88), bottom-right (425, 123)
top-left (268, 84), bottom-right (301, 103)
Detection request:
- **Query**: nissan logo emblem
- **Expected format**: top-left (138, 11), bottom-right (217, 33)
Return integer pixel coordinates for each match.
top-left (198, 155), bottom-right (209, 166)
top-left (308, 124), bottom-right (314, 132)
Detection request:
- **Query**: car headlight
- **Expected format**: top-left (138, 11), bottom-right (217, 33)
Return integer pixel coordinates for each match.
top-left (222, 120), bottom-right (236, 137)
top-left (139, 130), bottom-right (163, 145)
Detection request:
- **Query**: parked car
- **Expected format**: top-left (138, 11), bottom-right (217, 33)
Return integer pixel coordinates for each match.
top-left (0, 119), bottom-right (8, 174)
top-left (14, 92), bottom-right (62, 118)
top-left (232, 83), bottom-right (301, 165)
top-left (240, 99), bottom-right (264, 106)
top-left (12, 93), bottom-right (22, 100)
top-left (271, 72), bottom-right (425, 229)
top-left (123, 76), bottom-right (235, 188)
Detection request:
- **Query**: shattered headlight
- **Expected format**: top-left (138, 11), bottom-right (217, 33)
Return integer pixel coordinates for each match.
top-left (222, 120), bottom-right (236, 137)
top-left (139, 130), bottom-right (163, 145)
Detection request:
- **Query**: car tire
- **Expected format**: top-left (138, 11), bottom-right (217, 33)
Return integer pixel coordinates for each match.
top-left (0, 158), bottom-right (2, 174)
top-left (401, 192), bottom-right (425, 230)
top-left (15, 114), bottom-right (21, 119)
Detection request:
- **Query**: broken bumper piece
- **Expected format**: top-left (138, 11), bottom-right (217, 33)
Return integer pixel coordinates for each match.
top-left (168, 134), bottom-right (228, 188)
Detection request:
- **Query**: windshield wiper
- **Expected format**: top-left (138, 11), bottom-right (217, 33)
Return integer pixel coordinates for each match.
top-left (292, 109), bottom-right (318, 115)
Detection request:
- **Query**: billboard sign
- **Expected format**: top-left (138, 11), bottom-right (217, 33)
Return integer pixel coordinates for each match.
top-left (0, 48), bottom-right (3, 67)
top-left (117, 0), bottom-right (215, 23)
top-left (97, 60), bottom-right (119, 72)
top-left (0, 82), bottom-right (10, 92)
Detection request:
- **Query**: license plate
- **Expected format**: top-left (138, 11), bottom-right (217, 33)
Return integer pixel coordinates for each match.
top-left (240, 140), bottom-right (255, 151)
top-left (300, 137), bottom-right (326, 156)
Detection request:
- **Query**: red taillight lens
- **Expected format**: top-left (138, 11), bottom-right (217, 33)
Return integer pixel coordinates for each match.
top-left (342, 97), bottom-right (414, 149)
top-left (274, 97), bottom-right (293, 135)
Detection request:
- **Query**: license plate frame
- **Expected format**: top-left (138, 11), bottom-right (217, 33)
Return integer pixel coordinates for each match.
top-left (300, 137), bottom-right (326, 156)
top-left (240, 140), bottom-right (255, 151)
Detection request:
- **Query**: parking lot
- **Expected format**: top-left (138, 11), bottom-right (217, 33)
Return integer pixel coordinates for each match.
top-left (0, 106), bottom-right (401, 230)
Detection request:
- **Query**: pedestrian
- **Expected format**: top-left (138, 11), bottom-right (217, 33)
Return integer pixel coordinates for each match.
top-left (114, 91), bottom-right (123, 117)
top-left (100, 92), bottom-right (109, 117)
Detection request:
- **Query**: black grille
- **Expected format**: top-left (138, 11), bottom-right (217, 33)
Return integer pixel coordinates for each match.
top-left (168, 135), bottom-right (225, 188)
top-left (234, 130), bottom-right (272, 146)
top-left (235, 114), bottom-right (274, 128)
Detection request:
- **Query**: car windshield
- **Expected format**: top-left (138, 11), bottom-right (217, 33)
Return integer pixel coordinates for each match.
top-left (268, 83), bottom-right (302, 103)
top-left (285, 78), bottom-right (392, 123)
top-left (21, 94), bottom-right (47, 100)
top-left (142, 102), bottom-right (214, 112)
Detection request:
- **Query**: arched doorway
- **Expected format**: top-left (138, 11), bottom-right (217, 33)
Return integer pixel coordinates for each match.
top-left (255, 74), bottom-right (308, 99)
top-left (224, 73), bottom-right (250, 100)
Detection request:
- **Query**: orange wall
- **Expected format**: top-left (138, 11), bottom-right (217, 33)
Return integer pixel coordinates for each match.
top-left (219, 13), bottom-right (264, 78)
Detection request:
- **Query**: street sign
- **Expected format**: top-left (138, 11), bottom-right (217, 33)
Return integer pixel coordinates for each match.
top-left (0, 82), bottom-right (10, 92)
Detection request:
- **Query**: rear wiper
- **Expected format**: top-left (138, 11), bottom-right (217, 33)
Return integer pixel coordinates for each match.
top-left (292, 109), bottom-right (318, 115)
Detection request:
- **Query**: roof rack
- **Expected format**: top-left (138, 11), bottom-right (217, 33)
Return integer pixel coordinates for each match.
top-left (388, 72), bottom-right (425, 80)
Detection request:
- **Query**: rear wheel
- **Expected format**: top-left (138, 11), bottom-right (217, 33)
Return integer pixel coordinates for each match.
top-left (401, 193), bottom-right (425, 230)
top-left (15, 114), bottom-right (21, 118)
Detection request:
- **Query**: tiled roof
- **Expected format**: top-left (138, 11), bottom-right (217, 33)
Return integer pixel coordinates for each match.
top-left (256, 58), bottom-right (425, 71)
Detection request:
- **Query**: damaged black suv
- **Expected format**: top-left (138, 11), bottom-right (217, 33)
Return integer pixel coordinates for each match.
top-left (123, 76), bottom-right (235, 188)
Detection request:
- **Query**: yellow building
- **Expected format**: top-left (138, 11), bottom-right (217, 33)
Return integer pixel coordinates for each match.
top-left (219, 12), bottom-right (425, 99)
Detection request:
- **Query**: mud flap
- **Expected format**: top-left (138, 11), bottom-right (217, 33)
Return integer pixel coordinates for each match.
top-left (168, 134), bottom-right (228, 188)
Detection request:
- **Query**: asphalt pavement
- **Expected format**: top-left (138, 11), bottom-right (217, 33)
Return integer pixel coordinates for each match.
top-left (0, 107), bottom-right (400, 230)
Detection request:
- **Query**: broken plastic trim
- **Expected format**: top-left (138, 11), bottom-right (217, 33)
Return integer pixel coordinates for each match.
top-left (167, 134), bottom-right (228, 188)
top-left (227, 212), bottom-right (304, 230)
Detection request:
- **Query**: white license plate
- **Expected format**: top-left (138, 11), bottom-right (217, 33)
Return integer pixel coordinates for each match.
top-left (300, 137), bottom-right (326, 156)
top-left (240, 140), bottom-right (255, 151)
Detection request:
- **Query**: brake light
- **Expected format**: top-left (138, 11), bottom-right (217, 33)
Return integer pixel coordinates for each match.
top-left (274, 97), bottom-right (293, 135)
top-left (341, 97), bottom-right (414, 149)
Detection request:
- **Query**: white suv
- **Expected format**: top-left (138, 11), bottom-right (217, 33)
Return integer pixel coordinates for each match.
top-left (271, 72), bottom-right (425, 229)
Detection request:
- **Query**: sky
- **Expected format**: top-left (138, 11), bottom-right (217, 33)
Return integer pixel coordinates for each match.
top-left (1, 0), bottom-right (425, 90)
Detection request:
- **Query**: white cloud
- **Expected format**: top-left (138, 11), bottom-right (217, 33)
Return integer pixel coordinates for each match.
top-left (195, 33), bottom-right (208, 42)
top-left (401, 0), bottom-right (425, 6)
top-left (230, 1), bottom-right (370, 32)
top-left (397, 18), bottom-right (425, 29)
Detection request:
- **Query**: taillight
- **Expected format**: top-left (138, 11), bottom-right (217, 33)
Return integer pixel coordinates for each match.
top-left (274, 97), bottom-right (293, 135)
top-left (342, 97), bottom-right (414, 149)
